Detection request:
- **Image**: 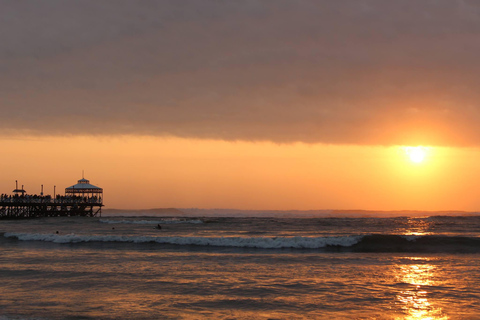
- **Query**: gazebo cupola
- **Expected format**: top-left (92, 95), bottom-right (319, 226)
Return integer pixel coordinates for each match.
top-left (65, 176), bottom-right (103, 199)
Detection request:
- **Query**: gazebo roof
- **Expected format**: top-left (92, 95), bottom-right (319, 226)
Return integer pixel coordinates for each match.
top-left (66, 183), bottom-right (102, 190)
top-left (66, 178), bottom-right (103, 191)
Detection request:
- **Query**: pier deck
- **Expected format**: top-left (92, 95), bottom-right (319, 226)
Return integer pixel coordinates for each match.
top-left (0, 196), bottom-right (103, 219)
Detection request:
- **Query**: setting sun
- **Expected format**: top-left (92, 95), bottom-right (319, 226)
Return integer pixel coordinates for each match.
top-left (4, 2), bottom-right (480, 320)
top-left (403, 146), bottom-right (429, 164)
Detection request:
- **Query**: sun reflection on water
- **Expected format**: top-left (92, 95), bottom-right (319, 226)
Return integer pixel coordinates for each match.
top-left (395, 258), bottom-right (448, 320)
top-left (399, 218), bottom-right (433, 236)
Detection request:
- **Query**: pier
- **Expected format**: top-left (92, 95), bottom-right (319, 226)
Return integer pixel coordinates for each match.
top-left (0, 177), bottom-right (103, 219)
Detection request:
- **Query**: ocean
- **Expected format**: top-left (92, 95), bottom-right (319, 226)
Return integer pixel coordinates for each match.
top-left (1, 213), bottom-right (480, 319)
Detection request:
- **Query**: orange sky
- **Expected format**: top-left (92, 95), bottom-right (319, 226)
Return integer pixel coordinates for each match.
top-left (2, 2), bottom-right (480, 211)
top-left (1, 135), bottom-right (479, 211)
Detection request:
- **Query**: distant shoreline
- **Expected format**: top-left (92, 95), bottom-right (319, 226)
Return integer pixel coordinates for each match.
top-left (102, 208), bottom-right (479, 218)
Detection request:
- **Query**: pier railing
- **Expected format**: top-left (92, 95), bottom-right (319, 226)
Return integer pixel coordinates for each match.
top-left (0, 195), bottom-right (102, 205)
top-left (0, 194), bottom-right (103, 219)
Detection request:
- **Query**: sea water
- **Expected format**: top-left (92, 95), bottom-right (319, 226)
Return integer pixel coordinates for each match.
top-left (1, 215), bottom-right (480, 319)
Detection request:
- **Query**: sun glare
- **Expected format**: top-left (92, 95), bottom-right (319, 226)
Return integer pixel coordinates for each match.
top-left (403, 146), bottom-right (429, 164)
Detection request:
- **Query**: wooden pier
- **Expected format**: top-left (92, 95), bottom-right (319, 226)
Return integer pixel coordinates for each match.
top-left (0, 177), bottom-right (103, 219)
top-left (0, 196), bottom-right (103, 219)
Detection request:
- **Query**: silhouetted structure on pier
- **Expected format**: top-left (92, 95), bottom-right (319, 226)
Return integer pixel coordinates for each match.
top-left (0, 177), bottom-right (103, 219)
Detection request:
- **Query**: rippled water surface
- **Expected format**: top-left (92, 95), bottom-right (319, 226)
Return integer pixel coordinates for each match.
top-left (1, 216), bottom-right (480, 319)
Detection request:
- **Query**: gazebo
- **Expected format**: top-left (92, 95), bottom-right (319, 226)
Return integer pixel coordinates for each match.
top-left (65, 176), bottom-right (103, 201)
top-left (13, 180), bottom-right (26, 196)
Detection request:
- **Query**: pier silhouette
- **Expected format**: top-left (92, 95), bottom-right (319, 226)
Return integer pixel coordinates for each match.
top-left (0, 177), bottom-right (103, 219)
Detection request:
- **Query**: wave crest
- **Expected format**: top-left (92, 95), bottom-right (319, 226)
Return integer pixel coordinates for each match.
top-left (4, 233), bottom-right (480, 252)
top-left (3, 232), bottom-right (360, 249)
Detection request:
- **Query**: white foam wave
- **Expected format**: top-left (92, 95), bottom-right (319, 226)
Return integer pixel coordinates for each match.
top-left (400, 235), bottom-right (420, 241)
top-left (4, 232), bottom-right (361, 249)
top-left (99, 219), bottom-right (203, 225)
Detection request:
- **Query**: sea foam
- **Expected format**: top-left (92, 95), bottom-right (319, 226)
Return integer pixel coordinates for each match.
top-left (3, 232), bottom-right (361, 249)
top-left (4, 232), bottom-right (480, 252)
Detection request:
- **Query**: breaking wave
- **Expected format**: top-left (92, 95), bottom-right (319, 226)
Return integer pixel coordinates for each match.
top-left (4, 232), bottom-right (359, 249)
top-left (3, 233), bottom-right (480, 252)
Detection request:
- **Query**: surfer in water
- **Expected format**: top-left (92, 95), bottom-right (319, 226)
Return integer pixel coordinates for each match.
top-left (155, 224), bottom-right (162, 230)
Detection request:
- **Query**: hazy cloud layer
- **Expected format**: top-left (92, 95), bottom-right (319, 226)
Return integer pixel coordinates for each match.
top-left (2, 0), bottom-right (480, 146)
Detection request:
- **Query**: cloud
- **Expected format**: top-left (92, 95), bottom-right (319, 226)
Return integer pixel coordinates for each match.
top-left (1, 0), bottom-right (480, 146)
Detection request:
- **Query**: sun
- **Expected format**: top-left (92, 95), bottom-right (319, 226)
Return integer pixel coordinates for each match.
top-left (403, 146), bottom-right (429, 164)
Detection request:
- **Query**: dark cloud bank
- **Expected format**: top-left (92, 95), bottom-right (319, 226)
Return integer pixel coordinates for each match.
top-left (1, 0), bottom-right (480, 146)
